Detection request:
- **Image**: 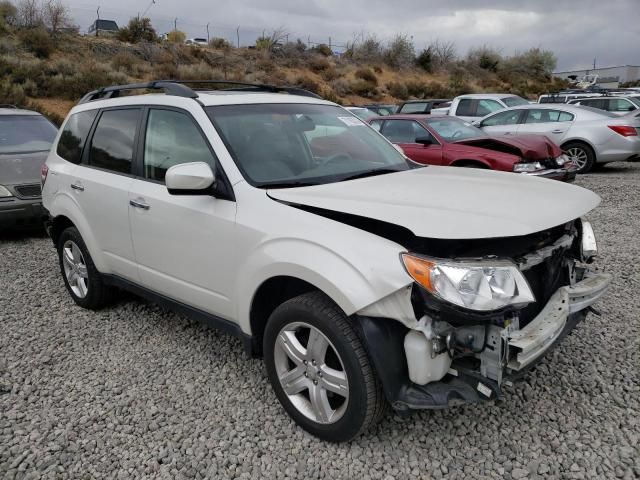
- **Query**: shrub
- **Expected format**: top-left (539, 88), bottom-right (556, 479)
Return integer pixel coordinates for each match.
top-left (313, 43), bottom-right (332, 57)
top-left (384, 34), bottom-right (414, 69)
top-left (111, 52), bottom-right (137, 73)
top-left (349, 78), bottom-right (377, 97)
top-left (175, 62), bottom-right (218, 80)
top-left (209, 37), bottom-right (231, 49)
top-left (0, 79), bottom-right (25, 105)
top-left (320, 66), bottom-right (340, 82)
top-left (0, 0), bottom-right (17, 24)
top-left (0, 36), bottom-right (16, 54)
top-left (387, 81), bottom-right (409, 100)
top-left (415, 47), bottom-right (433, 72)
top-left (354, 67), bottom-right (377, 85)
top-left (295, 75), bottom-right (321, 94)
top-left (19, 27), bottom-right (53, 58)
top-left (405, 79), bottom-right (428, 98)
top-left (308, 55), bottom-right (330, 73)
top-left (118, 17), bottom-right (157, 43)
top-left (330, 78), bottom-right (350, 96)
top-left (352, 35), bottom-right (383, 63)
top-left (167, 30), bottom-right (186, 43)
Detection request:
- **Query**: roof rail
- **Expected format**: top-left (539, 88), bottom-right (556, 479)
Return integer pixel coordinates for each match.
top-left (174, 80), bottom-right (322, 99)
top-left (77, 80), bottom-right (322, 105)
top-left (0, 104), bottom-right (18, 108)
top-left (78, 81), bottom-right (199, 104)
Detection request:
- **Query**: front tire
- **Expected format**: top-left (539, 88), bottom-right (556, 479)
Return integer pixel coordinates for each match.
top-left (264, 292), bottom-right (385, 442)
top-left (57, 227), bottom-right (114, 310)
top-left (564, 141), bottom-right (596, 173)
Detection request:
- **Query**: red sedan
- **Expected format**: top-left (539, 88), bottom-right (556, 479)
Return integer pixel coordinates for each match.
top-left (368, 115), bottom-right (577, 181)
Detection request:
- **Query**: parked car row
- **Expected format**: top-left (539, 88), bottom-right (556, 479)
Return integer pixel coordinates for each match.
top-left (0, 81), bottom-right (614, 443)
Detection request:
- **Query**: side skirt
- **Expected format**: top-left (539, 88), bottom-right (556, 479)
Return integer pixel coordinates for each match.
top-left (102, 274), bottom-right (256, 357)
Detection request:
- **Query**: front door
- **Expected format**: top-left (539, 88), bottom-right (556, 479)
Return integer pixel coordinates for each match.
top-left (128, 107), bottom-right (237, 319)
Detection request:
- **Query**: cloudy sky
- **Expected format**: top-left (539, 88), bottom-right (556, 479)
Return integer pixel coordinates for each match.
top-left (66, 0), bottom-right (639, 71)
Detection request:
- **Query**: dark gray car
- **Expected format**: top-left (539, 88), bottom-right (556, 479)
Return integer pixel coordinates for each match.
top-left (0, 107), bottom-right (58, 229)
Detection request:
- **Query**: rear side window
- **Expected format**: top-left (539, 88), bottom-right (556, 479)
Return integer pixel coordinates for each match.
top-left (57, 110), bottom-right (98, 164)
top-left (455, 99), bottom-right (475, 116)
top-left (608, 98), bottom-right (636, 112)
top-left (88, 109), bottom-right (140, 174)
top-left (144, 109), bottom-right (214, 182)
top-left (399, 102), bottom-right (428, 114)
top-left (481, 110), bottom-right (522, 127)
top-left (477, 99), bottom-right (503, 116)
top-left (524, 109), bottom-right (574, 123)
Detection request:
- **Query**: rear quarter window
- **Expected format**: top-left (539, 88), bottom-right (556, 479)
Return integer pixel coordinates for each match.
top-left (57, 110), bottom-right (98, 164)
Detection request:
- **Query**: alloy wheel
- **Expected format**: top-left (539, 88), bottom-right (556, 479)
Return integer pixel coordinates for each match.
top-left (62, 240), bottom-right (89, 298)
top-left (566, 147), bottom-right (589, 170)
top-left (273, 322), bottom-right (349, 424)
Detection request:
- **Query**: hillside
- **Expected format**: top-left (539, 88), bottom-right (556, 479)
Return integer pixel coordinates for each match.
top-left (0, 29), bottom-right (569, 124)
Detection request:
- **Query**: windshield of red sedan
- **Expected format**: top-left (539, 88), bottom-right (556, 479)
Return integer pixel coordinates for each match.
top-left (425, 117), bottom-right (487, 142)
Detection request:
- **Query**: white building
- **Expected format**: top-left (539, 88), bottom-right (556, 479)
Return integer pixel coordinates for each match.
top-left (553, 65), bottom-right (640, 88)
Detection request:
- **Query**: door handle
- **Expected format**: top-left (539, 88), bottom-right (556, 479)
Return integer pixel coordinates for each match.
top-left (129, 199), bottom-right (150, 210)
top-left (551, 129), bottom-right (564, 134)
top-left (70, 183), bottom-right (84, 192)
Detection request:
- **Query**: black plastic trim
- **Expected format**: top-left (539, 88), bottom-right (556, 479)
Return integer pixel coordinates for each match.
top-left (102, 274), bottom-right (254, 356)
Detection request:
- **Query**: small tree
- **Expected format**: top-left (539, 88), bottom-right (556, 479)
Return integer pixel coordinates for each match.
top-left (352, 34), bottom-right (383, 63)
top-left (384, 34), bottom-right (415, 69)
top-left (415, 47), bottom-right (433, 72)
top-left (209, 37), bottom-right (231, 49)
top-left (16, 0), bottom-right (42, 28)
top-left (117, 16), bottom-right (157, 43)
top-left (167, 29), bottom-right (185, 43)
top-left (0, 0), bottom-right (17, 26)
top-left (430, 40), bottom-right (457, 70)
top-left (255, 27), bottom-right (288, 51)
top-left (43, 0), bottom-right (71, 34)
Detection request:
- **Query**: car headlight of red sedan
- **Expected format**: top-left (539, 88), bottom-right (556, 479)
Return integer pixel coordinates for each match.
top-left (513, 161), bottom-right (544, 173)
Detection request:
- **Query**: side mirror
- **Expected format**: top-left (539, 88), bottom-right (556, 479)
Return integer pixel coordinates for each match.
top-left (166, 162), bottom-right (215, 195)
top-left (415, 136), bottom-right (433, 146)
top-left (471, 120), bottom-right (481, 127)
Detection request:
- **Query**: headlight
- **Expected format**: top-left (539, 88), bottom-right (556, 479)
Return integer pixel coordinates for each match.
top-left (401, 254), bottom-right (535, 311)
top-left (513, 162), bottom-right (544, 173)
top-left (0, 185), bottom-right (13, 197)
top-left (555, 153), bottom-right (571, 166)
top-left (580, 219), bottom-right (597, 262)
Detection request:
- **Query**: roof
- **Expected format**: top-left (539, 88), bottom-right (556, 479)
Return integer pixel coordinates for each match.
top-left (0, 107), bottom-right (41, 116)
top-left (455, 93), bottom-right (516, 99)
top-left (90, 19), bottom-right (119, 31)
top-left (400, 99), bottom-right (450, 104)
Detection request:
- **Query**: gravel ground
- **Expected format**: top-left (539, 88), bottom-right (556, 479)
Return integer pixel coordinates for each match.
top-left (1, 164), bottom-right (639, 480)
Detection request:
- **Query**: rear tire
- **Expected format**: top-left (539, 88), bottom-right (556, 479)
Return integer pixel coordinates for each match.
top-left (563, 142), bottom-right (595, 173)
top-left (57, 227), bottom-right (114, 310)
top-left (264, 292), bottom-right (386, 442)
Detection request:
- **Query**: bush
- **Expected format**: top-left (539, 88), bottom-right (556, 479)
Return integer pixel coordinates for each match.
top-left (0, 78), bottom-right (25, 105)
top-left (111, 52), bottom-right (137, 73)
top-left (352, 35), bottom-right (383, 63)
top-left (0, 0), bottom-right (17, 26)
top-left (118, 17), bottom-right (157, 43)
top-left (313, 43), bottom-right (332, 56)
top-left (354, 67), bottom-right (377, 85)
top-left (320, 66), bottom-right (340, 82)
top-left (294, 75), bottom-right (321, 95)
top-left (167, 30), bottom-right (185, 43)
top-left (349, 78), bottom-right (377, 97)
top-left (308, 56), bottom-right (330, 73)
top-left (387, 81), bottom-right (409, 100)
top-left (19, 27), bottom-right (53, 58)
top-left (209, 37), bottom-right (231, 49)
top-left (384, 34), bottom-right (414, 69)
top-left (415, 47), bottom-right (433, 72)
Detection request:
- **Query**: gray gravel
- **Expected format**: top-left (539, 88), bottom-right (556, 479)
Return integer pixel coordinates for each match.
top-left (1, 163), bottom-right (639, 480)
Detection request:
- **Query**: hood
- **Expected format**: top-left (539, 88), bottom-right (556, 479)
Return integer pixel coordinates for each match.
top-left (454, 135), bottom-right (562, 161)
top-left (0, 151), bottom-right (48, 185)
top-left (268, 166), bottom-right (600, 240)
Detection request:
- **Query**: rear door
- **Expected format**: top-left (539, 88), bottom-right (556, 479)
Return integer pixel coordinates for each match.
top-left (128, 106), bottom-right (237, 319)
top-left (478, 109), bottom-right (524, 136)
top-left (380, 119), bottom-right (443, 165)
top-left (73, 107), bottom-right (141, 281)
top-left (519, 109), bottom-right (574, 142)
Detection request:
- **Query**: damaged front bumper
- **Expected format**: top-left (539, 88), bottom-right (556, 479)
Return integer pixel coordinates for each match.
top-left (357, 270), bottom-right (612, 412)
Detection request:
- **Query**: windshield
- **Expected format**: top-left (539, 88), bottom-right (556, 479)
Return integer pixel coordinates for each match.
top-left (347, 108), bottom-right (378, 120)
top-left (629, 97), bottom-right (640, 108)
top-left (206, 104), bottom-right (409, 187)
top-left (0, 115), bottom-right (57, 154)
top-left (502, 96), bottom-right (530, 107)
top-left (425, 117), bottom-right (487, 141)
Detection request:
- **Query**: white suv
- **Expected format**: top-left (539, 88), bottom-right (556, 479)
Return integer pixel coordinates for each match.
top-left (42, 81), bottom-right (611, 442)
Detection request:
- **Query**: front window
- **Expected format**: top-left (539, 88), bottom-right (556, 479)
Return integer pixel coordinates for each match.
top-left (481, 110), bottom-right (522, 127)
top-left (399, 102), bottom-right (428, 114)
top-left (207, 104), bottom-right (409, 187)
top-left (380, 120), bottom-right (429, 143)
top-left (502, 96), bottom-right (529, 107)
top-left (425, 117), bottom-right (487, 141)
top-left (0, 115), bottom-right (57, 154)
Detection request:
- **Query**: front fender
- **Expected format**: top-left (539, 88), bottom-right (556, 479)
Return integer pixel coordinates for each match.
top-left (235, 237), bottom-right (413, 334)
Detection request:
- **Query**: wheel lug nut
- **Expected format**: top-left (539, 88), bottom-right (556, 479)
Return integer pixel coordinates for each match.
top-left (312, 359), bottom-right (316, 365)
top-left (313, 380), bottom-right (318, 385)
top-left (304, 372), bottom-right (308, 377)
top-left (303, 360), bottom-right (307, 365)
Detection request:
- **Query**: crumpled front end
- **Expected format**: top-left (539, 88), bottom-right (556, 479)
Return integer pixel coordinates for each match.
top-left (356, 218), bottom-right (612, 411)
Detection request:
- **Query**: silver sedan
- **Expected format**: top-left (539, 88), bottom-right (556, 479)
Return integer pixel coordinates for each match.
top-left (474, 104), bottom-right (640, 173)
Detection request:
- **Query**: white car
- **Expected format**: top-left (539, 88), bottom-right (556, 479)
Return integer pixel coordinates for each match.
top-left (447, 94), bottom-right (530, 121)
top-left (475, 104), bottom-right (640, 173)
top-left (567, 95), bottom-right (640, 116)
top-left (42, 81), bottom-right (611, 441)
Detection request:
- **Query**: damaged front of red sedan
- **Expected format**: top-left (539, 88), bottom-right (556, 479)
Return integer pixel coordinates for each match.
top-left (369, 115), bottom-right (578, 182)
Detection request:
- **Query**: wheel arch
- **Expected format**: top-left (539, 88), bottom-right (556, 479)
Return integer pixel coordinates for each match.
top-left (560, 138), bottom-right (597, 156)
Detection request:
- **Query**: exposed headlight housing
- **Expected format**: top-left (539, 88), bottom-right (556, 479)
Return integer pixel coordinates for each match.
top-left (401, 254), bottom-right (535, 312)
top-left (580, 219), bottom-right (598, 262)
top-left (555, 153), bottom-right (572, 166)
top-left (0, 185), bottom-right (13, 198)
top-left (513, 161), bottom-right (544, 173)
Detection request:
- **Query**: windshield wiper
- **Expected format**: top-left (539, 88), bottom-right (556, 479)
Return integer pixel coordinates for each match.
top-left (260, 180), bottom-right (319, 189)
top-left (340, 168), bottom-right (404, 182)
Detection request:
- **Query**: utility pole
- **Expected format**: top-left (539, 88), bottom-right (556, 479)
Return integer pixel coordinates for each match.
top-left (593, 58), bottom-right (596, 70)
top-left (206, 23), bottom-right (210, 42)
top-left (236, 26), bottom-right (240, 48)
top-left (95, 6), bottom-right (100, 37)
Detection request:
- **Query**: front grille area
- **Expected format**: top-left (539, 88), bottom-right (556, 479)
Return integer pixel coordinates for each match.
top-left (14, 184), bottom-right (41, 199)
